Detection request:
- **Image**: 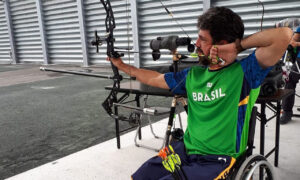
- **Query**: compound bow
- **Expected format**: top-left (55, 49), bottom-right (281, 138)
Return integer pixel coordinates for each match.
top-left (92, 0), bottom-right (201, 119)
top-left (92, 0), bottom-right (126, 119)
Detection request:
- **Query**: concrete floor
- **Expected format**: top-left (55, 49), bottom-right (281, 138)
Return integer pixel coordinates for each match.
top-left (0, 64), bottom-right (172, 179)
top-left (1, 64), bottom-right (300, 180)
top-left (5, 111), bottom-right (300, 180)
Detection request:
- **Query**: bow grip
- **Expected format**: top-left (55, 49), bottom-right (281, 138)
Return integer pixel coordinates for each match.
top-left (110, 51), bottom-right (124, 59)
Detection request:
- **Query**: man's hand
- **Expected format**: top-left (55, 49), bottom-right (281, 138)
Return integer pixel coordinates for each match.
top-left (209, 42), bottom-right (238, 67)
top-left (290, 40), bottom-right (298, 48)
top-left (290, 33), bottom-right (300, 48)
top-left (107, 57), bottom-right (123, 68)
top-left (106, 56), bottom-right (169, 89)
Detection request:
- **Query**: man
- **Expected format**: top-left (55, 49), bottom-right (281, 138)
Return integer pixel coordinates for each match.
top-left (109, 7), bottom-right (292, 180)
top-left (280, 26), bottom-right (300, 124)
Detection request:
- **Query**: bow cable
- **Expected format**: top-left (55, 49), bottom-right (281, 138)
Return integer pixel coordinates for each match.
top-left (125, 0), bottom-right (133, 92)
top-left (258, 0), bottom-right (264, 31)
top-left (159, 0), bottom-right (195, 45)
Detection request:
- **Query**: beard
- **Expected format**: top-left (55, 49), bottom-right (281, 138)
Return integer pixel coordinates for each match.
top-left (197, 47), bottom-right (211, 65)
top-left (198, 55), bottom-right (211, 66)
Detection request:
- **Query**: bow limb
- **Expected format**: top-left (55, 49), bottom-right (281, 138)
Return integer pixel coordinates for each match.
top-left (100, 0), bottom-right (123, 117)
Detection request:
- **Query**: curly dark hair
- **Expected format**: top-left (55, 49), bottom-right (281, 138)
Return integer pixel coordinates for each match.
top-left (197, 7), bottom-right (244, 43)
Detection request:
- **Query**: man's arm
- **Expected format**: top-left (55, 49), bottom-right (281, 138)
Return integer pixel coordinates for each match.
top-left (214, 27), bottom-right (293, 68)
top-left (240, 27), bottom-right (293, 68)
top-left (109, 57), bottom-right (169, 89)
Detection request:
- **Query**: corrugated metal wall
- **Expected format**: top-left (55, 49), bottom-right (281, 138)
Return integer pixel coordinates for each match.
top-left (212, 0), bottom-right (300, 57)
top-left (9, 0), bottom-right (43, 63)
top-left (42, 0), bottom-right (82, 64)
top-left (213, 0), bottom-right (300, 34)
top-left (0, 2), bottom-right (10, 63)
top-left (0, 0), bottom-right (299, 65)
top-left (84, 0), bottom-right (133, 65)
top-left (137, 0), bottom-right (203, 66)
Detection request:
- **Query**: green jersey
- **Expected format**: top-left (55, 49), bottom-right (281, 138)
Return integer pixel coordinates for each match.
top-left (164, 52), bottom-right (272, 158)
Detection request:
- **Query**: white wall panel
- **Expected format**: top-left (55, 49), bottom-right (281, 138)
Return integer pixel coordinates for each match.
top-left (84, 0), bottom-right (133, 65)
top-left (43, 0), bottom-right (82, 64)
top-left (9, 0), bottom-right (43, 63)
top-left (0, 2), bottom-right (11, 63)
top-left (1, 0), bottom-right (299, 65)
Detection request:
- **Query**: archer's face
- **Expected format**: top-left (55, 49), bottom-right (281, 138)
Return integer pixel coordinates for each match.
top-left (196, 29), bottom-right (213, 57)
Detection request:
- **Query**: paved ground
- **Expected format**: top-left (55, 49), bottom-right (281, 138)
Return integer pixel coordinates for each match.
top-left (1, 64), bottom-right (300, 180)
top-left (0, 64), bottom-right (172, 179)
top-left (5, 111), bottom-right (300, 180)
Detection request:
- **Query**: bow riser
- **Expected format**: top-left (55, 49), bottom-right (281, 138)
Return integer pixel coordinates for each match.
top-left (97, 0), bottom-right (123, 117)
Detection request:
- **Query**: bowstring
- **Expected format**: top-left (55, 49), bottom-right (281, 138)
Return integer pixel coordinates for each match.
top-left (126, 0), bottom-right (131, 90)
top-left (159, 0), bottom-right (195, 45)
top-left (124, 0), bottom-right (194, 106)
top-left (257, 0), bottom-right (264, 31)
top-left (126, 0), bottom-right (134, 116)
top-left (158, 0), bottom-right (196, 100)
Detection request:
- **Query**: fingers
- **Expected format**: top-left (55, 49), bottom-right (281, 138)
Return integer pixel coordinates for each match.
top-left (210, 46), bottom-right (218, 64)
top-left (210, 45), bottom-right (228, 66)
top-left (107, 57), bottom-right (123, 67)
top-left (107, 57), bottom-right (121, 62)
top-left (210, 45), bottom-right (225, 66)
top-left (290, 41), bottom-right (297, 48)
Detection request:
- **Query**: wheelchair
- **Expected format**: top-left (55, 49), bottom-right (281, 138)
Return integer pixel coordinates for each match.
top-left (163, 106), bottom-right (276, 180)
top-left (126, 99), bottom-right (276, 179)
top-left (224, 106), bottom-right (276, 180)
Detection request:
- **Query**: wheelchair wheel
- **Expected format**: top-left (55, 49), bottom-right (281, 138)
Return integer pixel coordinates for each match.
top-left (234, 154), bottom-right (276, 180)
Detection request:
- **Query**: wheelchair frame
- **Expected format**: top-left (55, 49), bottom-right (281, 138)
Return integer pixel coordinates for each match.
top-left (114, 93), bottom-right (277, 179)
top-left (225, 106), bottom-right (276, 180)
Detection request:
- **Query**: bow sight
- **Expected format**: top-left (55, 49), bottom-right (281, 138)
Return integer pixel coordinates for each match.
top-left (150, 36), bottom-right (195, 61)
top-left (91, 31), bottom-right (102, 53)
top-left (91, 30), bottom-right (125, 59)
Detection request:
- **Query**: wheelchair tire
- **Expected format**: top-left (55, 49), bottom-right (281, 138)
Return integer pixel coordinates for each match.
top-left (234, 154), bottom-right (276, 180)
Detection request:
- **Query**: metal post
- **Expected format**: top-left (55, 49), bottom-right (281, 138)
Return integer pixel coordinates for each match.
top-left (114, 99), bottom-right (121, 149)
top-left (260, 102), bottom-right (266, 180)
top-left (164, 97), bottom-right (177, 146)
top-left (129, 0), bottom-right (140, 68)
top-left (203, 0), bottom-right (211, 12)
top-left (36, 0), bottom-right (49, 65)
top-left (3, 0), bottom-right (17, 64)
top-left (275, 101), bottom-right (281, 167)
top-left (76, 0), bottom-right (89, 67)
top-left (260, 102), bottom-right (266, 155)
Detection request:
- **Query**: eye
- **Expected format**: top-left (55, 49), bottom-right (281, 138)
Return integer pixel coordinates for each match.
top-left (198, 35), bottom-right (206, 41)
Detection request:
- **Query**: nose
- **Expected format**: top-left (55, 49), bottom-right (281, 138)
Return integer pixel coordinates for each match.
top-left (196, 38), bottom-right (201, 48)
top-left (196, 38), bottom-right (202, 54)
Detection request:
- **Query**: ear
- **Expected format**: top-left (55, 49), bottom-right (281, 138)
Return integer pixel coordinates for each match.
top-left (217, 40), bottom-right (228, 45)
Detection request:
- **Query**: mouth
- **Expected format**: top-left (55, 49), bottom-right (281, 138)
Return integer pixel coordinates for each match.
top-left (197, 47), bottom-right (204, 55)
top-left (197, 48), bottom-right (211, 65)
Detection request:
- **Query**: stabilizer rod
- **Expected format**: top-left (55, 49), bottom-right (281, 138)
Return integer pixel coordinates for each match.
top-left (40, 67), bottom-right (133, 80)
